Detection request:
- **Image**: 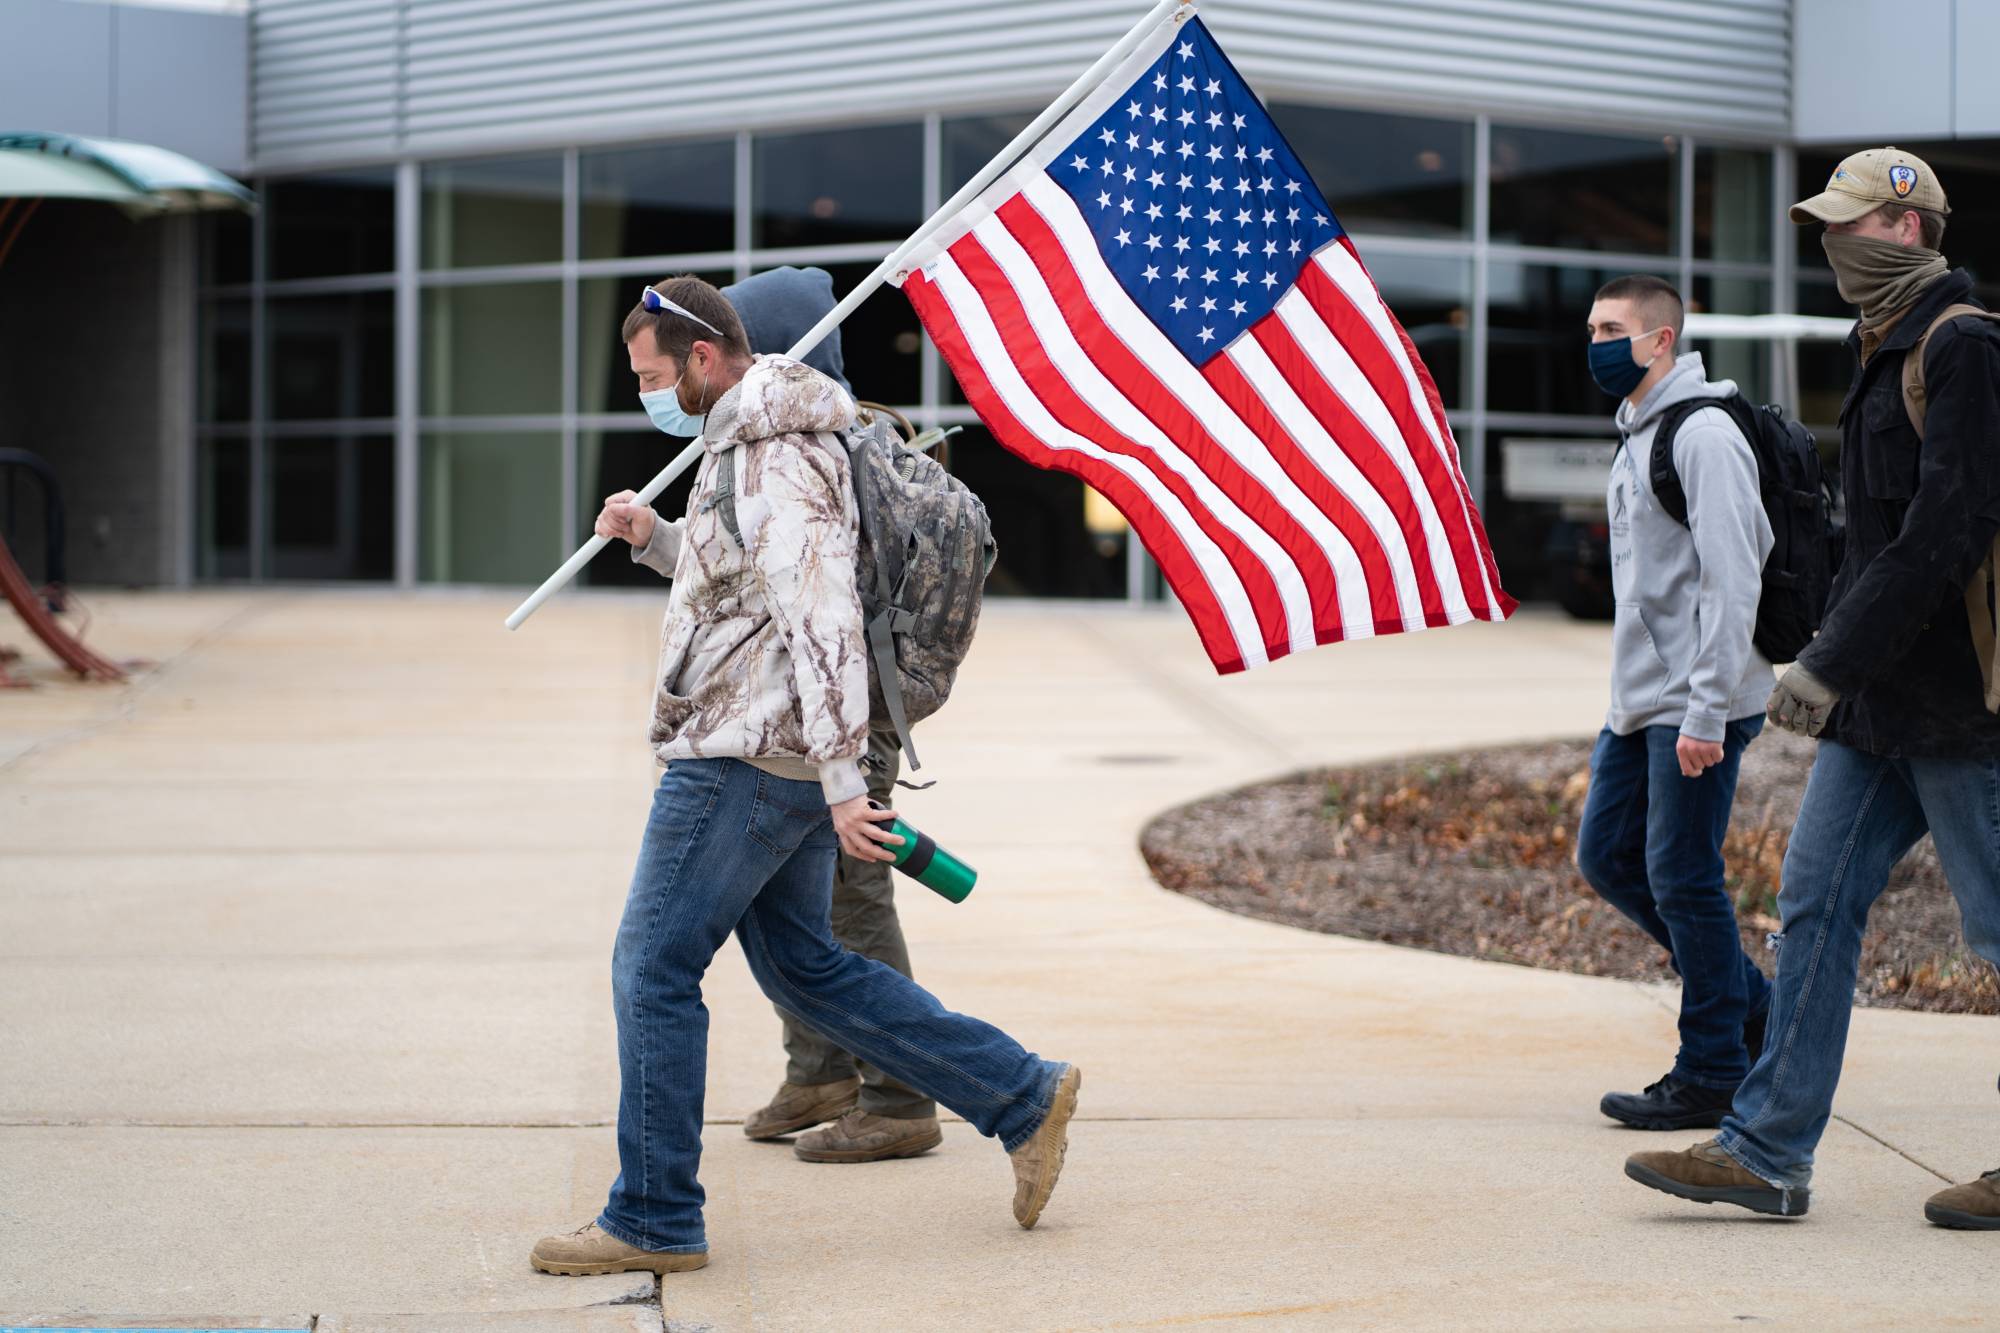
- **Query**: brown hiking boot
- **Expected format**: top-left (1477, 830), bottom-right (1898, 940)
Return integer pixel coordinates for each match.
top-left (742, 1076), bottom-right (861, 1141)
top-left (1009, 1064), bottom-right (1082, 1230)
top-left (1926, 1168), bottom-right (2000, 1230)
top-left (530, 1221), bottom-right (709, 1276)
top-left (793, 1110), bottom-right (944, 1163)
top-left (1625, 1139), bottom-right (1809, 1217)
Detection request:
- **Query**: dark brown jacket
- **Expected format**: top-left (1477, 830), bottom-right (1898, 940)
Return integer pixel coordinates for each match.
top-left (1798, 269), bottom-right (2000, 759)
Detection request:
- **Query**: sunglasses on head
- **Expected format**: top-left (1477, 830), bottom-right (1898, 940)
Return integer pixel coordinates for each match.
top-left (639, 286), bottom-right (726, 338)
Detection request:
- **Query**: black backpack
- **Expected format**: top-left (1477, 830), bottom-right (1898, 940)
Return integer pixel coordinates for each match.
top-left (1649, 394), bottom-right (1837, 664)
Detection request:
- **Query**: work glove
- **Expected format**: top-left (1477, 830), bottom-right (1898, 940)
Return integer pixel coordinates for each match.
top-left (1768, 665), bottom-right (1839, 738)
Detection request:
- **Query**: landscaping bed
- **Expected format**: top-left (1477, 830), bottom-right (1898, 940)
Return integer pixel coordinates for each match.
top-left (1140, 731), bottom-right (1999, 1014)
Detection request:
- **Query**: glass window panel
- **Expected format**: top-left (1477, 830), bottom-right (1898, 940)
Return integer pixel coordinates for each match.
top-left (942, 112), bottom-right (1035, 196)
top-left (818, 261), bottom-right (920, 406)
top-left (577, 430), bottom-right (704, 588)
top-left (1487, 262), bottom-right (1676, 417)
top-left (581, 139), bottom-right (735, 260)
top-left (1688, 274), bottom-right (1774, 403)
top-left (1693, 147), bottom-right (1772, 262)
top-left (1269, 104), bottom-right (1472, 239)
top-left (200, 210), bottom-right (251, 286)
top-left (420, 432), bottom-right (562, 583)
top-left (265, 435), bottom-right (394, 580)
top-left (265, 167), bottom-right (396, 279)
top-left (579, 270), bottom-right (734, 417)
top-left (422, 282), bottom-right (562, 417)
top-left (944, 426), bottom-right (1125, 598)
top-left (1490, 126), bottom-right (1678, 253)
top-left (197, 436), bottom-right (250, 580)
top-left (422, 155), bottom-right (563, 269)
top-left (1365, 252), bottom-right (1471, 410)
top-left (753, 123), bottom-right (923, 249)
top-left (200, 298), bottom-right (251, 423)
top-left (1795, 274), bottom-right (1852, 431)
top-left (1484, 424), bottom-right (1621, 615)
top-left (268, 292), bottom-right (394, 420)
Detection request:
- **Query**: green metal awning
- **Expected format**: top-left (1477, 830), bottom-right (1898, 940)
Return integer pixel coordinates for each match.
top-left (0, 132), bottom-right (254, 212)
top-left (0, 147), bottom-right (164, 213)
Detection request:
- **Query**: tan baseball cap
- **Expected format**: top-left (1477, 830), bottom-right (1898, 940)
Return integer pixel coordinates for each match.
top-left (1790, 146), bottom-right (1951, 224)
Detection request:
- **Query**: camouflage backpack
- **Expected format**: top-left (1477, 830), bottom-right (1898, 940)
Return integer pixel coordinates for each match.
top-left (712, 405), bottom-right (997, 774)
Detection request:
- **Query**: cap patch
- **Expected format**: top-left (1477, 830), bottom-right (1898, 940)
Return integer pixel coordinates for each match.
top-left (1890, 164), bottom-right (1917, 198)
top-left (1830, 168), bottom-right (1851, 185)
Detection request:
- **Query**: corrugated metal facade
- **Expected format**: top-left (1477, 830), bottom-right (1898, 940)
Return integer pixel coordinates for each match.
top-left (251, 0), bottom-right (1791, 170)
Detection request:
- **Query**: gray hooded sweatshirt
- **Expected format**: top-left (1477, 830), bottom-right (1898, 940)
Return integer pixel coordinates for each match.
top-left (1605, 352), bottom-right (1775, 742)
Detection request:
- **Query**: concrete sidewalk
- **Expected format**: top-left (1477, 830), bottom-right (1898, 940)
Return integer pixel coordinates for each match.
top-left (1, 590), bottom-right (1994, 1331)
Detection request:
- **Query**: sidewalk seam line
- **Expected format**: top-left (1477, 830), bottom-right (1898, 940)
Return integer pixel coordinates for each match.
top-left (1832, 1112), bottom-right (1955, 1184)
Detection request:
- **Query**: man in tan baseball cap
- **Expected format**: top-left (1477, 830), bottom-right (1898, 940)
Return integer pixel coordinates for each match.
top-left (1789, 146), bottom-right (1953, 357)
top-left (1625, 142), bottom-right (2000, 1233)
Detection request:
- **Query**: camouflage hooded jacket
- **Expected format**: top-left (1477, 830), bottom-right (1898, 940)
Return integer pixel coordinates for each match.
top-left (629, 356), bottom-right (871, 803)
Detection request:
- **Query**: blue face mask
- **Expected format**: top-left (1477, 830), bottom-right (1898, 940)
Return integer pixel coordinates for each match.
top-left (1588, 328), bottom-right (1666, 399)
top-left (639, 357), bottom-right (708, 436)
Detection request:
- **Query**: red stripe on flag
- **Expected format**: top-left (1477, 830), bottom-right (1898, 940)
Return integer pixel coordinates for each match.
top-left (1247, 314), bottom-right (1450, 626)
top-left (945, 229), bottom-right (1296, 662)
top-left (988, 197), bottom-right (1346, 637)
top-left (1296, 260), bottom-right (1495, 621)
top-left (902, 267), bottom-right (1251, 672)
top-left (1389, 309), bottom-right (1513, 617)
top-left (1348, 244), bottom-right (1514, 618)
top-left (1199, 354), bottom-right (1407, 635)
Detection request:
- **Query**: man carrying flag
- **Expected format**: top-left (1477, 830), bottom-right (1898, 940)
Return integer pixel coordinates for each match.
top-left (531, 278), bottom-right (1080, 1277)
top-left (517, 1), bottom-right (1514, 1276)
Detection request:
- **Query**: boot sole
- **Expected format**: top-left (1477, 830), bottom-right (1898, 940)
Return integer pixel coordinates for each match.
top-left (532, 1251), bottom-right (710, 1276)
top-left (1925, 1203), bottom-right (2000, 1230)
top-left (1015, 1065), bottom-right (1082, 1231)
top-left (1625, 1160), bottom-right (1808, 1217)
top-left (794, 1126), bottom-right (944, 1164)
top-left (743, 1099), bottom-right (859, 1141)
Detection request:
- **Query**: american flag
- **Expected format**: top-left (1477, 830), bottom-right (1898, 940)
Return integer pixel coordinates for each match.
top-left (894, 13), bottom-right (1514, 673)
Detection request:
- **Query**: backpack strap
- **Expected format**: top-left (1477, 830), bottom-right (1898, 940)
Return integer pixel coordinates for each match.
top-left (1899, 304), bottom-right (2000, 714)
top-left (1972, 558), bottom-right (2000, 714)
top-left (1647, 393), bottom-right (1755, 529)
top-left (709, 445), bottom-right (743, 548)
top-left (1901, 304), bottom-right (2000, 435)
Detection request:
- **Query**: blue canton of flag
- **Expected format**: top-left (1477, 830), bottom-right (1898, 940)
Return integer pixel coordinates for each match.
top-left (1052, 17), bottom-right (1343, 365)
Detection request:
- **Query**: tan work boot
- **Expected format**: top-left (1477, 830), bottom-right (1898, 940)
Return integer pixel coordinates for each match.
top-left (1625, 1139), bottom-right (1809, 1217)
top-left (1009, 1064), bottom-right (1082, 1230)
top-left (1926, 1168), bottom-right (2000, 1230)
top-left (530, 1221), bottom-right (709, 1276)
top-left (742, 1076), bottom-right (860, 1141)
top-left (794, 1110), bottom-right (943, 1163)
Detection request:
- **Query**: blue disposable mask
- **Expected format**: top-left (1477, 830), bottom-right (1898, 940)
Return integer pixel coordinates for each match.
top-left (1588, 328), bottom-right (1666, 399)
top-left (639, 357), bottom-right (708, 436)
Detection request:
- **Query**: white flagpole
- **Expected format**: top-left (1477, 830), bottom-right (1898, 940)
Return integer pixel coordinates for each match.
top-left (505, 0), bottom-right (1190, 630)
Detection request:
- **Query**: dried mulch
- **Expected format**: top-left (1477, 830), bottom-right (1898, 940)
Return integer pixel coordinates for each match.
top-left (1141, 730), bottom-right (1999, 1014)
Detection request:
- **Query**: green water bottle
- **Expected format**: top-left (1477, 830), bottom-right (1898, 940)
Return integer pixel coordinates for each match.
top-left (873, 803), bottom-right (978, 903)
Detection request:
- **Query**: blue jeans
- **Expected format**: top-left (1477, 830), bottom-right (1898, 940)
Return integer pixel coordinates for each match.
top-left (1576, 718), bottom-right (1772, 1087)
top-left (1718, 741), bottom-right (2000, 1191)
top-left (598, 758), bottom-right (1065, 1253)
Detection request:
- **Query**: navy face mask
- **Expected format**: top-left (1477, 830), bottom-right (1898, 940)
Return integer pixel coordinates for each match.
top-left (1588, 328), bottom-right (1665, 399)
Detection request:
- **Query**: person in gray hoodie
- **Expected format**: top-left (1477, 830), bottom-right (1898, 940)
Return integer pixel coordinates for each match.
top-left (1573, 274), bottom-right (1776, 1131)
top-left (719, 266), bottom-right (943, 1163)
